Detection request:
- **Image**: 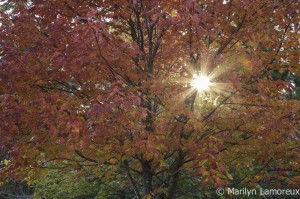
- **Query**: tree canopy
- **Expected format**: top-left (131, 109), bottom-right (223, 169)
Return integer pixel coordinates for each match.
top-left (0, 0), bottom-right (299, 198)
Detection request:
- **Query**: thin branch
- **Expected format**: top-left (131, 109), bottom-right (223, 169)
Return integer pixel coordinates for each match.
top-left (213, 13), bottom-right (247, 60)
top-left (74, 150), bottom-right (98, 163)
top-left (202, 90), bottom-right (238, 122)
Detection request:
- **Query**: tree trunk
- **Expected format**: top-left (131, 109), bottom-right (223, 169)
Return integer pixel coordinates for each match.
top-left (167, 150), bottom-right (183, 199)
top-left (142, 160), bottom-right (153, 196)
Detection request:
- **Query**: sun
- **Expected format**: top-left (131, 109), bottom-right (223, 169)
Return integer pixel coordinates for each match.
top-left (191, 74), bottom-right (212, 91)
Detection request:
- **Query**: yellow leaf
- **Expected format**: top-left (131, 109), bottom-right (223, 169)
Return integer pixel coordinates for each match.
top-left (143, 194), bottom-right (152, 199)
top-left (109, 158), bottom-right (117, 164)
top-left (4, 159), bottom-right (10, 166)
top-left (227, 173), bottom-right (233, 180)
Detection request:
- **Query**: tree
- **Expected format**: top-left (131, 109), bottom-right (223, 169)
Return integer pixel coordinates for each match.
top-left (0, 0), bottom-right (299, 198)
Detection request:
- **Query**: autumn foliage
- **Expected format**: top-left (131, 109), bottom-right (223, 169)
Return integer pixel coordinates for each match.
top-left (0, 0), bottom-right (299, 198)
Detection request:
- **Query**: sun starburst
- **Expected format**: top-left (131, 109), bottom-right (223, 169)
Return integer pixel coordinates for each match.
top-left (191, 74), bottom-right (212, 92)
top-left (169, 62), bottom-right (233, 111)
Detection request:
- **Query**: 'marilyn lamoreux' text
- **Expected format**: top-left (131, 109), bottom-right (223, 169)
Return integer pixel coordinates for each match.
top-left (227, 187), bottom-right (300, 197)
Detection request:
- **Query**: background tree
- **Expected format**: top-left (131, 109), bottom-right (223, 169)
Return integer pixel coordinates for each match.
top-left (0, 0), bottom-right (299, 198)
